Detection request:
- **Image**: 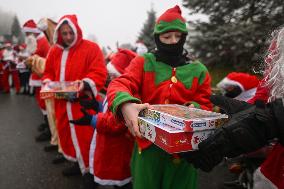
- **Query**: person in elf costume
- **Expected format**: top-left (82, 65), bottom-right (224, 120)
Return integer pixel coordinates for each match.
top-left (22, 19), bottom-right (51, 141)
top-left (70, 48), bottom-right (137, 189)
top-left (107, 5), bottom-right (212, 189)
top-left (182, 26), bottom-right (284, 189)
top-left (42, 14), bottom-right (107, 179)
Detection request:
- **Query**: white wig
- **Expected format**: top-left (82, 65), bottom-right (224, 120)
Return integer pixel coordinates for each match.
top-left (263, 26), bottom-right (284, 101)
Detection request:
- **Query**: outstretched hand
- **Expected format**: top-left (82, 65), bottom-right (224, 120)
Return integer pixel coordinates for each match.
top-left (181, 97), bottom-right (284, 172)
top-left (210, 95), bottom-right (252, 114)
top-left (121, 102), bottom-right (150, 138)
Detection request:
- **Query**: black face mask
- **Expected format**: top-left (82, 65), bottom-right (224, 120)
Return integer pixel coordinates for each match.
top-left (225, 86), bottom-right (242, 98)
top-left (154, 33), bottom-right (188, 67)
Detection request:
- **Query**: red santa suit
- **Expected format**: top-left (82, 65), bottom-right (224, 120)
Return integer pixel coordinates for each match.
top-left (0, 48), bottom-right (4, 91)
top-left (246, 38), bottom-right (284, 189)
top-left (23, 19), bottom-right (50, 114)
top-left (2, 43), bottom-right (20, 93)
top-left (89, 49), bottom-right (136, 186)
top-left (42, 14), bottom-right (107, 173)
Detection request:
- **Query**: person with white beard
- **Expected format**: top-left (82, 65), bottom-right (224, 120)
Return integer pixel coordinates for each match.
top-left (182, 27), bottom-right (284, 189)
top-left (22, 19), bottom-right (51, 141)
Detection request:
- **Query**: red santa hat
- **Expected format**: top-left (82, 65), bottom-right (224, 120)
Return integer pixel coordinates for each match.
top-left (22, 19), bottom-right (41, 33)
top-left (107, 49), bottom-right (137, 76)
top-left (217, 72), bottom-right (260, 91)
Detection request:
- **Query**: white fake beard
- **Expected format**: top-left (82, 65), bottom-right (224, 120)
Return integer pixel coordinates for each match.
top-left (25, 35), bottom-right (37, 54)
top-left (265, 28), bottom-right (284, 101)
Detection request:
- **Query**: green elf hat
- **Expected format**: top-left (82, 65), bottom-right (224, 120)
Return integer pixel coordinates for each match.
top-left (154, 5), bottom-right (188, 34)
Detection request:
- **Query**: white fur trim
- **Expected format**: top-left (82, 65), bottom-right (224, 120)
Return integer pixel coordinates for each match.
top-left (29, 78), bottom-right (42, 87)
top-left (107, 62), bottom-right (121, 77)
top-left (66, 102), bottom-right (88, 174)
top-left (253, 167), bottom-right (277, 189)
top-left (82, 78), bottom-right (97, 97)
top-left (94, 176), bottom-right (132, 187)
top-left (54, 18), bottom-right (78, 49)
top-left (217, 77), bottom-right (245, 91)
top-left (234, 87), bottom-right (257, 102)
top-left (42, 78), bottom-right (51, 84)
top-left (41, 109), bottom-right (47, 115)
top-left (62, 152), bottom-right (77, 162)
top-left (89, 130), bottom-right (97, 175)
top-left (59, 50), bottom-right (68, 81)
top-left (102, 98), bottom-right (108, 113)
top-left (23, 27), bottom-right (41, 33)
top-left (36, 32), bottom-right (45, 40)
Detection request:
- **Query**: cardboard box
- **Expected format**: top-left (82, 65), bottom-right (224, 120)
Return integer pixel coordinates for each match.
top-left (138, 117), bottom-right (215, 154)
top-left (139, 104), bottom-right (228, 132)
top-left (40, 81), bottom-right (80, 100)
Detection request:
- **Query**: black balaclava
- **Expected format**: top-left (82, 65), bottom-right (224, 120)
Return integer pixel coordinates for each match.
top-left (224, 85), bottom-right (242, 98)
top-left (154, 33), bottom-right (188, 67)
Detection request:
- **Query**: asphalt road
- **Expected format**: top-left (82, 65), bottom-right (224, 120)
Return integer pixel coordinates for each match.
top-left (0, 92), bottom-right (239, 189)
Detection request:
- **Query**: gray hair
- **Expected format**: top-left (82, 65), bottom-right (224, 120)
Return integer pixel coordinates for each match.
top-left (264, 27), bottom-right (284, 101)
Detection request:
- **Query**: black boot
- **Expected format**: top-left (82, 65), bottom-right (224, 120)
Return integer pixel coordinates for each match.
top-left (35, 128), bottom-right (51, 142)
top-left (38, 115), bottom-right (49, 132)
top-left (52, 154), bottom-right (67, 164)
top-left (114, 183), bottom-right (133, 189)
top-left (62, 163), bottom-right (81, 177)
top-left (82, 173), bottom-right (98, 189)
top-left (44, 145), bottom-right (58, 152)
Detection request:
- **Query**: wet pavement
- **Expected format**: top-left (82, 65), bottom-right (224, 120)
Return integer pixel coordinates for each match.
top-left (0, 92), bottom-right (238, 189)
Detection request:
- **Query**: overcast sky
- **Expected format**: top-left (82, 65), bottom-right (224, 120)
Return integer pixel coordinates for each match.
top-left (0, 0), bottom-right (201, 48)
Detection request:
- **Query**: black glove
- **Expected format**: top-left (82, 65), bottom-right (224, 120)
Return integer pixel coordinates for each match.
top-left (210, 95), bottom-right (253, 114)
top-left (270, 99), bottom-right (284, 145)
top-left (181, 95), bottom-right (282, 172)
top-left (79, 98), bottom-right (101, 112)
top-left (69, 108), bottom-right (92, 125)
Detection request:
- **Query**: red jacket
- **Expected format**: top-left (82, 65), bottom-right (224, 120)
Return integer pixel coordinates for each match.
top-left (89, 99), bottom-right (134, 185)
top-left (107, 53), bottom-right (212, 151)
top-left (42, 14), bottom-right (107, 173)
top-left (248, 79), bottom-right (284, 189)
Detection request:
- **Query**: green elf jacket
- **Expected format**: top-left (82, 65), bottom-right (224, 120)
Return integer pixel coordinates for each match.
top-left (107, 53), bottom-right (212, 151)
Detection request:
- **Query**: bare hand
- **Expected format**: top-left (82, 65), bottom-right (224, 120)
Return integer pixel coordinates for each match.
top-left (121, 102), bottom-right (150, 138)
top-left (74, 80), bottom-right (84, 91)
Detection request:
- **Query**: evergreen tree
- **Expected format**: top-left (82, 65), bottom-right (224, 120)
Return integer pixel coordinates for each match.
top-left (137, 7), bottom-right (156, 51)
top-left (183, 0), bottom-right (284, 70)
top-left (11, 15), bottom-right (24, 43)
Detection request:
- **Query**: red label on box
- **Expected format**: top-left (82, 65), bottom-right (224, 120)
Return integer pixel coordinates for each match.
top-left (138, 117), bottom-right (215, 154)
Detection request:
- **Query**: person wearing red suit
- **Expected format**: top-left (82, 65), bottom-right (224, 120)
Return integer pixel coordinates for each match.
top-left (70, 48), bottom-right (137, 188)
top-left (22, 19), bottom-right (51, 140)
top-left (42, 14), bottom-right (107, 177)
top-left (0, 44), bottom-right (5, 92)
top-left (1, 42), bottom-right (20, 93)
top-left (107, 5), bottom-right (212, 189)
top-left (182, 27), bottom-right (284, 189)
